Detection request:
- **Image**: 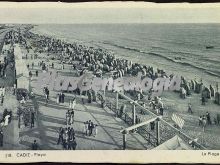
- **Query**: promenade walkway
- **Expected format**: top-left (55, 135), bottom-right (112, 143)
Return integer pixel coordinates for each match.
top-left (16, 45), bottom-right (151, 150)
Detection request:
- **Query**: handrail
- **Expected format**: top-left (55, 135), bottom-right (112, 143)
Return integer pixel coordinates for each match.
top-left (97, 91), bottom-right (206, 149)
top-left (117, 92), bottom-right (207, 150)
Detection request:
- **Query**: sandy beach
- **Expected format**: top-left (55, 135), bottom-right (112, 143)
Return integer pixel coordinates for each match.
top-left (32, 24), bottom-right (220, 87)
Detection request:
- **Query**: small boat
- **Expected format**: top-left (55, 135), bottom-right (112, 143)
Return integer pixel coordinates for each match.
top-left (206, 46), bottom-right (214, 49)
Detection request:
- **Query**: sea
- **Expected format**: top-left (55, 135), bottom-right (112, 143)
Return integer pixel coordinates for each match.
top-left (32, 24), bottom-right (220, 86)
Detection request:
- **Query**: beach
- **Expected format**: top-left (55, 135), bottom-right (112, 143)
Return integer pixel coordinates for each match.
top-left (32, 24), bottom-right (220, 86)
top-left (0, 24), bottom-right (220, 150)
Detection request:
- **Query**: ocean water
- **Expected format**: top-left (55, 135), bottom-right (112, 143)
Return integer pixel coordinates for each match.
top-left (33, 24), bottom-right (220, 86)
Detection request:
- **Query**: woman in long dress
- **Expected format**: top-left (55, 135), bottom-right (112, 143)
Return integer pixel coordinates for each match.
top-left (69, 99), bottom-right (72, 109)
top-left (2, 87), bottom-right (5, 97)
top-left (4, 115), bottom-right (10, 126)
top-left (93, 124), bottom-right (98, 137)
top-left (66, 110), bottom-right (70, 125)
top-left (70, 110), bottom-right (74, 125)
top-left (56, 93), bottom-right (60, 104)
top-left (69, 114), bottom-right (73, 125)
top-left (71, 98), bottom-right (76, 110)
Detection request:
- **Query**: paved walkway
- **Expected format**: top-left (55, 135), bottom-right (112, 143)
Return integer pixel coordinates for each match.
top-left (16, 45), bottom-right (151, 150)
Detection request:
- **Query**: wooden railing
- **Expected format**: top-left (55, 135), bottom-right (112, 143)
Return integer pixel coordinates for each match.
top-left (97, 91), bottom-right (207, 150)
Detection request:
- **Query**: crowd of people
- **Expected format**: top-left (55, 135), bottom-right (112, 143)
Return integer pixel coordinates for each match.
top-left (29, 31), bottom-right (170, 82)
top-left (57, 126), bottom-right (77, 150)
top-left (66, 109), bottom-right (74, 125)
top-left (84, 120), bottom-right (98, 137)
top-left (0, 109), bottom-right (12, 127)
top-left (56, 91), bottom-right (65, 104)
top-left (198, 111), bottom-right (216, 128)
top-left (25, 30), bottom-right (219, 109)
top-left (17, 106), bottom-right (36, 129)
top-left (0, 60), bottom-right (7, 78)
top-left (149, 96), bottom-right (164, 116)
top-left (0, 109), bottom-right (13, 147)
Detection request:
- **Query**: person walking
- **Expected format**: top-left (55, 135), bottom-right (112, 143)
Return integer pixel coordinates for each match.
top-left (70, 110), bottom-right (74, 125)
top-left (0, 130), bottom-right (3, 147)
top-left (84, 121), bottom-right (89, 136)
top-left (66, 110), bottom-right (70, 125)
top-left (89, 121), bottom-right (94, 136)
top-left (56, 93), bottom-right (60, 104)
top-left (29, 71), bottom-right (33, 80)
top-left (69, 98), bottom-right (76, 110)
top-left (4, 114), bottom-right (10, 126)
top-left (63, 128), bottom-right (68, 150)
top-left (2, 86), bottom-right (5, 97)
top-left (202, 96), bottom-right (206, 105)
top-left (158, 99), bottom-right (164, 115)
top-left (70, 128), bottom-right (75, 139)
top-left (202, 115), bottom-right (207, 129)
top-left (61, 92), bottom-right (65, 103)
top-left (87, 91), bottom-right (92, 103)
top-left (199, 116), bottom-right (203, 126)
top-left (59, 92), bottom-right (62, 103)
top-left (206, 112), bottom-right (211, 125)
top-left (44, 87), bottom-right (49, 104)
top-left (188, 103), bottom-right (193, 114)
top-left (31, 111), bottom-right (35, 128)
top-left (69, 99), bottom-right (72, 109)
top-left (217, 114), bottom-right (220, 125)
top-left (93, 124), bottom-right (98, 137)
top-left (57, 127), bottom-right (64, 145)
top-left (31, 140), bottom-right (39, 150)
top-left (32, 62), bottom-right (34, 69)
top-left (13, 83), bottom-right (16, 95)
top-left (72, 140), bottom-right (77, 150)
top-left (2, 109), bottom-right (8, 119)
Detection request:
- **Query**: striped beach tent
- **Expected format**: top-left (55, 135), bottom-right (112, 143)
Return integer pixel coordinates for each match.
top-left (172, 113), bottom-right (185, 129)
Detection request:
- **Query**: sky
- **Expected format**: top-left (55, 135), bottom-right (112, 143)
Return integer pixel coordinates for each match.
top-left (0, 2), bottom-right (220, 24)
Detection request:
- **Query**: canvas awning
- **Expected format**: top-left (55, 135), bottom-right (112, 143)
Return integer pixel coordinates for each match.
top-left (153, 135), bottom-right (193, 150)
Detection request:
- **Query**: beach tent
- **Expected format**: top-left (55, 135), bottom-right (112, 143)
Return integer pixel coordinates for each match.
top-left (153, 135), bottom-right (192, 150)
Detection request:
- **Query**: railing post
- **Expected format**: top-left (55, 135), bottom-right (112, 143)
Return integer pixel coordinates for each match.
top-left (132, 103), bottom-right (136, 125)
top-left (122, 130), bottom-right (127, 150)
top-left (156, 118), bottom-right (160, 146)
top-left (116, 92), bottom-right (119, 110)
